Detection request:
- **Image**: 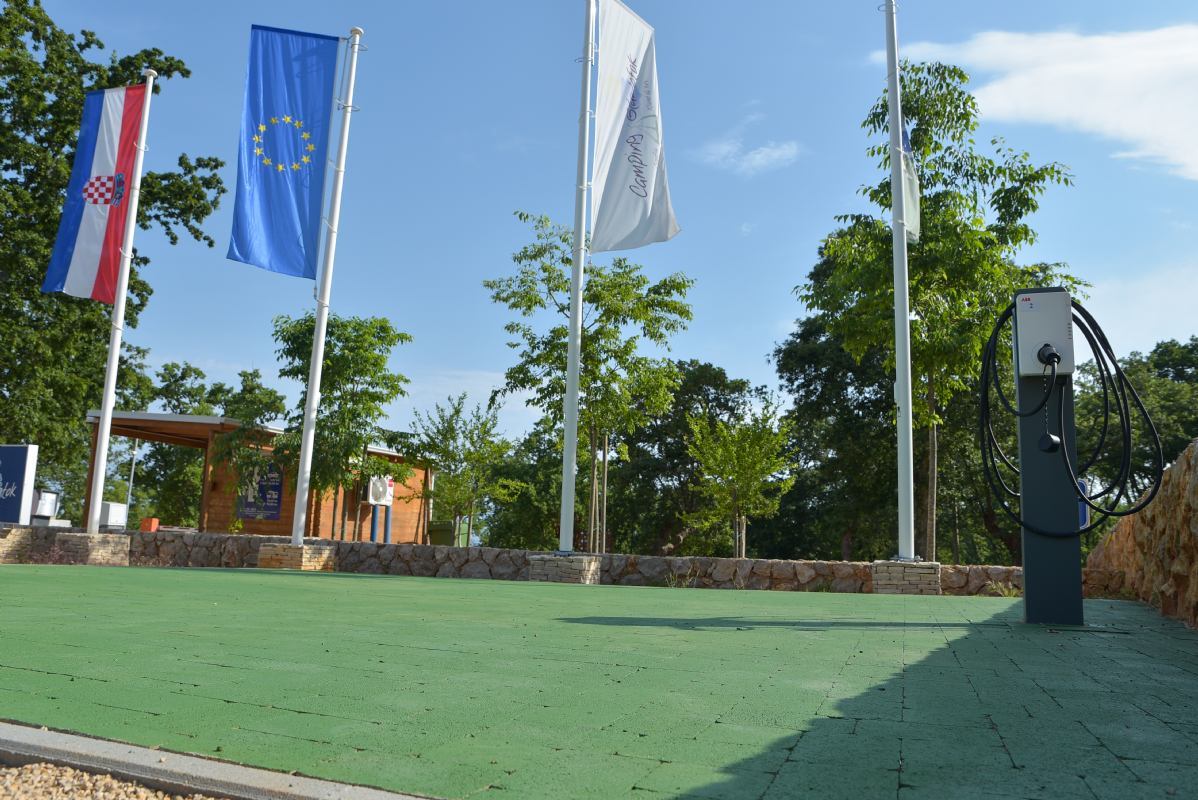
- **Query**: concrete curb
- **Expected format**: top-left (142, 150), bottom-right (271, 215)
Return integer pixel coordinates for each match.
top-left (0, 721), bottom-right (429, 800)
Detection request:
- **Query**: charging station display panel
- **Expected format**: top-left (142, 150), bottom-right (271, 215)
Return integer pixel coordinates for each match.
top-left (1013, 289), bottom-right (1075, 378)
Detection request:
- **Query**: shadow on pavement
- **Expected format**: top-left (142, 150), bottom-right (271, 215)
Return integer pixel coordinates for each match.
top-left (559, 601), bottom-right (1198, 799)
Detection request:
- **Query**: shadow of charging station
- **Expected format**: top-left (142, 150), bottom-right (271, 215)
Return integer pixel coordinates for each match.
top-left (980, 287), bottom-right (1164, 626)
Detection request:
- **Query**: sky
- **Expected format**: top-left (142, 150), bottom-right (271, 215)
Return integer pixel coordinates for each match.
top-left (42, 0), bottom-right (1198, 436)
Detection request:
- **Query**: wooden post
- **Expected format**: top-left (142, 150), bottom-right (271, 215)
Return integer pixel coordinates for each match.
top-left (199, 431), bottom-right (215, 532)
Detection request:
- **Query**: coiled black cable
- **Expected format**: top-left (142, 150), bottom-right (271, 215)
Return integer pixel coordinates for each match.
top-left (978, 297), bottom-right (1164, 538)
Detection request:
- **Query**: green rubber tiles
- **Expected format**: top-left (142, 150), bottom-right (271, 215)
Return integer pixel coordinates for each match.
top-left (1, 566), bottom-right (1196, 799)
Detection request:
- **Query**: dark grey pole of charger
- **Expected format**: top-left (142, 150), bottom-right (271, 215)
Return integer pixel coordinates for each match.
top-left (1012, 288), bottom-right (1083, 625)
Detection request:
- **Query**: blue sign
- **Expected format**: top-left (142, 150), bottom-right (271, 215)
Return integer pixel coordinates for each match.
top-left (0, 445), bottom-right (38, 525)
top-left (239, 463), bottom-right (283, 521)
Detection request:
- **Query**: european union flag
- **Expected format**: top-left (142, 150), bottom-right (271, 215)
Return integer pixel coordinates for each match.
top-left (228, 25), bottom-right (340, 279)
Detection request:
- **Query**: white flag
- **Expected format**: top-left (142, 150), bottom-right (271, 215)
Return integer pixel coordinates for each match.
top-left (901, 125), bottom-right (920, 243)
top-left (590, 0), bottom-right (680, 253)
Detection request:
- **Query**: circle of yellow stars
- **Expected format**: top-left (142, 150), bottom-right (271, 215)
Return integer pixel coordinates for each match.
top-left (252, 114), bottom-right (317, 174)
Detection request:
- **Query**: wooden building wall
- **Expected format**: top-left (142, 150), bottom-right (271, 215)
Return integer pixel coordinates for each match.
top-left (201, 441), bottom-right (428, 543)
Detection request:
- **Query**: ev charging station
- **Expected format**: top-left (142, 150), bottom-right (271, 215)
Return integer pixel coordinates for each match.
top-left (980, 287), bottom-right (1164, 627)
top-left (1011, 288), bottom-right (1083, 624)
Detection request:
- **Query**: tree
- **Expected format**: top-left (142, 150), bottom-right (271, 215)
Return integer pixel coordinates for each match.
top-left (485, 212), bottom-right (692, 546)
top-left (0, 1), bottom-right (225, 513)
top-left (135, 362), bottom-right (221, 526)
top-left (686, 401), bottom-right (795, 558)
top-left (606, 360), bottom-right (764, 556)
top-left (270, 313), bottom-right (412, 525)
top-left (483, 419), bottom-right (565, 552)
top-left (106, 364), bottom-right (289, 528)
top-left (1075, 337), bottom-right (1198, 510)
top-left (766, 310), bottom-right (897, 561)
top-left (801, 61), bottom-right (1079, 559)
top-left (408, 393), bottom-right (514, 544)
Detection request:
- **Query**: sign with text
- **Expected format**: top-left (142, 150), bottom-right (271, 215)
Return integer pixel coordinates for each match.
top-left (0, 445), bottom-right (38, 525)
top-left (238, 463), bottom-right (283, 521)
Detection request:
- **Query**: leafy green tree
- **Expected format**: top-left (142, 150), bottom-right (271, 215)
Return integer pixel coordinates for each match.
top-left (1075, 336), bottom-right (1198, 511)
top-left (686, 401), bottom-right (795, 558)
top-left (765, 310), bottom-right (897, 561)
top-left (801, 61), bottom-right (1079, 559)
top-left (483, 419), bottom-right (567, 551)
top-left (270, 313), bottom-right (412, 518)
top-left (408, 393), bottom-right (514, 544)
top-left (485, 212), bottom-right (691, 545)
top-left (0, 1), bottom-right (224, 513)
top-left (134, 362), bottom-right (219, 526)
top-left (606, 360), bottom-right (764, 556)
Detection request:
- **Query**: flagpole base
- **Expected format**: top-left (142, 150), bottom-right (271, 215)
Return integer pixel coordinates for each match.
top-left (530, 553), bottom-right (600, 585)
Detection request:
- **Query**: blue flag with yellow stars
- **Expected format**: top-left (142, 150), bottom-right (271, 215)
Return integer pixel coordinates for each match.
top-left (228, 25), bottom-right (340, 279)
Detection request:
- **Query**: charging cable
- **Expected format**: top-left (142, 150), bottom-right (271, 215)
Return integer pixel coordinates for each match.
top-left (978, 298), bottom-right (1164, 537)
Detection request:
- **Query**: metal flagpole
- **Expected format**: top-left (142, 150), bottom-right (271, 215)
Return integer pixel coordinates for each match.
top-left (86, 68), bottom-right (157, 535)
top-left (884, 0), bottom-right (916, 560)
top-left (557, 0), bottom-right (597, 554)
top-left (289, 27), bottom-right (364, 546)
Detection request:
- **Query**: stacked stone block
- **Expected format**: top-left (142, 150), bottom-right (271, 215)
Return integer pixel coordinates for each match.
top-left (0, 527), bottom-right (34, 563)
top-left (872, 561), bottom-right (941, 595)
top-left (529, 554), bottom-right (601, 584)
top-left (257, 542), bottom-right (336, 571)
top-left (53, 532), bottom-right (130, 566)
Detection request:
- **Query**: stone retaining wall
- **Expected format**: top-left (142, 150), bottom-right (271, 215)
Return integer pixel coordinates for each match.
top-left (1088, 438), bottom-right (1198, 626)
top-left (0, 526), bottom-right (1126, 599)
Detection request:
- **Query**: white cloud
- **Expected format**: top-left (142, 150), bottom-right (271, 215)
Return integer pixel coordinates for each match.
top-left (894, 26), bottom-right (1198, 180)
top-left (739, 222), bottom-right (756, 237)
top-left (694, 114), bottom-right (800, 177)
top-left (1082, 265), bottom-right (1198, 357)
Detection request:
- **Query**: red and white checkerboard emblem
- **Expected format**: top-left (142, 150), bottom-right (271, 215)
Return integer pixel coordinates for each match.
top-left (82, 173), bottom-right (125, 206)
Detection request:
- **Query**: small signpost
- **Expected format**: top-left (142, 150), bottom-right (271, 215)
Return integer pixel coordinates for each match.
top-left (0, 445), bottom-right (39, 526)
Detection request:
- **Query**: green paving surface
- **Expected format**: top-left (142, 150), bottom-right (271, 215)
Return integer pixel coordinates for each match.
top-left (1, 567), bottom-right (1197, 799)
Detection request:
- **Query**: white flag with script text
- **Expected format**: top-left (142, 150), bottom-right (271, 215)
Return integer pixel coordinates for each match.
top-left (590, 0), bottom-right (679, 253)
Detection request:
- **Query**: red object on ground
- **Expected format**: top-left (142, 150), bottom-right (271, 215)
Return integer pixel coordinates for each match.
top-left (139, 518), bottom-right (159, 533)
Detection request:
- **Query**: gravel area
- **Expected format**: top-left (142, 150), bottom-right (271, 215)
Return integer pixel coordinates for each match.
top-left (0, 762), bottom-right (222, 800)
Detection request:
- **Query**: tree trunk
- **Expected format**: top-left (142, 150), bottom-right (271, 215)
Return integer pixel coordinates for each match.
top-left (600, 433), bottom-right (609, 554)
top-left (840, 525), bottom-right (854, 562)
top-left (924, 373), bottom-right (938, 561)
top-left (739, 515), bottom-right (748, 558)
top-left (951, 503), bottom-right (960, 565)
top-left (981, 497), bottom-right (1021, 564)
top-left (339, 485), bottom-right (350, 541)
top-left (353, 482), bottom-right (364, 542)
top-left (466, 500), bottom-right (474, 547)
top-left (588, 424), bottom-right (598, 552)
top-left (329, 488), bottom-right (339, 542)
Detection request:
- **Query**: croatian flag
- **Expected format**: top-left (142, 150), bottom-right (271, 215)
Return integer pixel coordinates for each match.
top-left (43, 84), bottom-right (147, 303)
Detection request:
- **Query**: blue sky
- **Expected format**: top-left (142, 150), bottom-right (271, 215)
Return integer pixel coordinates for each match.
top-left (44, 0), bottom-right (1198, 435)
